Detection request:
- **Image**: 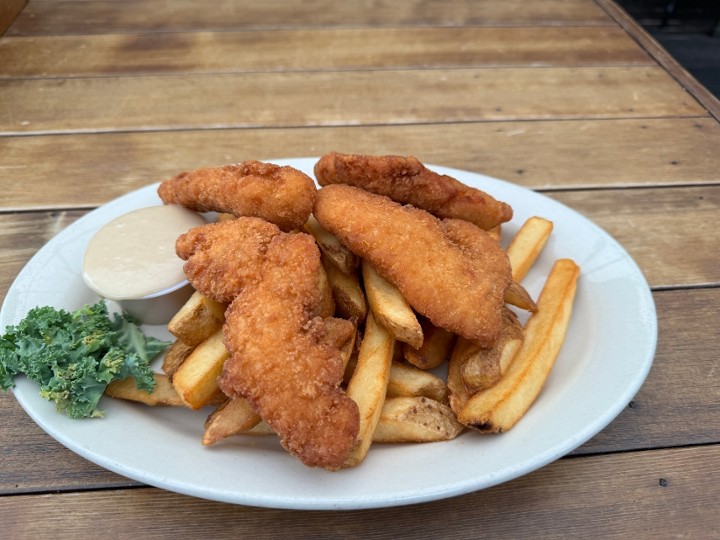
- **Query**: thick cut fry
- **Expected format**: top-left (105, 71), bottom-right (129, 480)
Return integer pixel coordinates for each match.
top-left (106, 373), bottom-right (185, 407)
top-left (486, 224), bottom-right (501, 242)
top-left (506, 216), bottom-right (554, 282)
top-left (387, 362), bottom-right (449, 404)
top-left (322, 254), bottom-right (367, 322)
top-left (162, 340), bottom-right (194, 379)
top-left (168, 291), bottom-right (226, 347)
top-left (172, 329), bottom-right (230, 410)
top-left (403, 317), bottom-right (455, 370)
top-left (457, 259), bottom-right (580, 432)
top-left (456, 308), bottom-right (524, 392)
top-left (504, 280), bottom-right (537, 312)
top-left (362, 260), bottom-right (423, 349)
top-left (344, 312), bottom-right (394, 467)
top-left (202, 397), bottom-right (261, 446)
top-left (373, 396), bottom-right (464, 443)
top-left (304, 214), bottom-right (358, 274)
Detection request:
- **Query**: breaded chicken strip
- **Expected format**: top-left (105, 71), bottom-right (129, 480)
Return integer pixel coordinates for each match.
top-left (314, 185), bottom-right (511, 346)
top-left (159, 160), bottom-right (316, 231)
top-left (314, 152), bottom-right (512, 230)
top-left (176, 218), bottom-right (359, 470)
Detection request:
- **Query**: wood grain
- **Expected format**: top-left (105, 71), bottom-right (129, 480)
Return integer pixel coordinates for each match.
top-left (2, 445), bottom-right (718, 537)
top-left (595, 0), bottom-right (720, 121)
top-left (1, 118), bottom-right (717, 211)
top-left (8, 0), bottom-right (613, 36)
top-left (0, 0), bottom-right (26, 36)
top-left (548, 186), bottom-right (720, 288)
top-left (0, 67), bottom-right (707, 135)
top-left (0, 26), bottom-right (652, 79)
top-left (576, 288), bottom-right (720, 454)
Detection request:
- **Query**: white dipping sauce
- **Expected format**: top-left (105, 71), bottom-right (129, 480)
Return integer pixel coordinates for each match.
top-left (83, 205), bottom-right (206, 300)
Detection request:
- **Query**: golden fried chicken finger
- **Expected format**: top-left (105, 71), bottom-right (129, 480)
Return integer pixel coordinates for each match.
top-left (159, 160), bottom-right (316, 231)
top-left (314, 152), bottom-right (512, 230)
top-left (314, 185), bottom-right (511, 346)
top-left (176, 218), bottom-right (359, 470)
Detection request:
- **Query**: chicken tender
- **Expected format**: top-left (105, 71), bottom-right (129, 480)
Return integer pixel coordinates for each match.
top-left (176, 218), bottom-right (359, 470)
top-left (314, 185), bottom-right (511, 346)
top-left (314, 152), bottom-right (512, 230)
top-left (159, 160), bottom-right (316, 231)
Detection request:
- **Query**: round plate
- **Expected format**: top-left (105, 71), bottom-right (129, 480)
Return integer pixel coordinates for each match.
top-left (1, 158), bottom-right (657, 510)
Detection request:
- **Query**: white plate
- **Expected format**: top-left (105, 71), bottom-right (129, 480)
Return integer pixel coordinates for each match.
top-left (1, 158), bottom-right (657, 510)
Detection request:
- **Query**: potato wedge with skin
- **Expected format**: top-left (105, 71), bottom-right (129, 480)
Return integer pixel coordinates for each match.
top-left (387, 362), bottom-right (449, 404)
top-left (373, 396), bottom-right (464, 443)
top-left (344, 312), bottom-right (395, 467)
top-left (304, 214), bottom-right (358, 274)
top-left (162, 339), bottom-right (194, 379)
top-left (403, 317), bottom-right (455, 370)
top-left (504, 280), bottom-right (537, 312)
top-left (322, 254), bottom-right (367, 322)
top-left (106, 373), bottom-right (185, 407)
top-left (457, 308), bottom-right (524, 392)
top-left (506, 216), bottom-right (554, 282)
top-left (172, 329), bottom-right (230, 410)
top-left (458, 258), bottom-right (580, 432)
top-left (362, 260), bottom-right (423, 349)
top-left (202, 397), bottom-right (261, 446)
top-left (168, 291), bottom-right (226, 347)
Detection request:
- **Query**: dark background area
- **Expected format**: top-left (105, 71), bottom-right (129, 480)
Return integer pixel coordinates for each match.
top-left (617, 0), bottom-right (720, 97)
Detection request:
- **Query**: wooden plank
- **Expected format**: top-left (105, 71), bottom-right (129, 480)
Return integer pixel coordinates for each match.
top-left (595, 0), bottom-right (720, 122)
top-left (8, 0), bottom-right (614, 36)
top-left (576, 288), bottom-right (720, 454)
top-left (0, 0), bottom-right (26, 37)
top-left (0, 118), bottom-right (717, 212)
top-left (0, 27), bottom-right (653, 79)
top-left (548, 186), bottom-right (720, 288)
top-left (2, 445), bottom-right (719, 537)
top-left (0, 67), bottom-right (707, 135)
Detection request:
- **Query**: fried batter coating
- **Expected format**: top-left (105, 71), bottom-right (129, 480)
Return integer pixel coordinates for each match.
top-left (314, 185), bottom-right (511, 346)
top-left (176, 218), bottom-right (359, 470)
top-left (314, 152), bottom-right (512, 230)
top-left (159, 160), bottom-right (316, 231)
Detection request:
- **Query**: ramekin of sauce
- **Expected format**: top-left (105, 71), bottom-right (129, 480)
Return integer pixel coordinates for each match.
top-left (83, 205), bottom-right (207, 324)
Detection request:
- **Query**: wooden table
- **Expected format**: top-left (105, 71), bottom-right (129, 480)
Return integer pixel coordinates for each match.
top-left (1, 1), bottom-right (718, 536)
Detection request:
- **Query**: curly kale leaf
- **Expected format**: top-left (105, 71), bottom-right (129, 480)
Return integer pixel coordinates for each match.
top-left (0, 301), bottom-right (170, 418)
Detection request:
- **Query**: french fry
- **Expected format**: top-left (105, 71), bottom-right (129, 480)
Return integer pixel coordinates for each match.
top-left (304, 214), bottom-right (358, 274)
top-left (106, 373), bottom-right (185, 407)
top-left (457, 259), bottom-right (580, 432)
top-left (387, 362), bottom-right (449, 404)
top-left (403, 317), bottom-right (455, 370)
top-left (168, 291), bottom-right (226, 347)
top-left (216, 212), bottom-right (236, 222)
top-left (362, 260), bottom-right (423, 349)
top-left (373, 396), bottom-right (464, 443)
top-left (504, 280), bottom-right (537, 312)
top-left (322, 254), bottom-right (367, 322)
top-left (202, 397), bottom-right (261, 446)
top-left (162, 339), bottom-right (194, 379)
top-left (456, 308), bottom-right (524, 392)
top-left (506, 216), bottom-right (554, 282)
top-left (172, 329), bottom-right (230, 410)
top-left (344, 312), bottom-right (395, 467)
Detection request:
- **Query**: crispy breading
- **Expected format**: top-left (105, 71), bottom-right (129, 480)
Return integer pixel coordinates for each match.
top-left (314, 185), bottom-right (511, 346)
top-left (176, 218), bottom-right (359, 470)
top-left (158, 160), bottom-right (316, 231)
top-left (314, 152), bottom-right (512, 230)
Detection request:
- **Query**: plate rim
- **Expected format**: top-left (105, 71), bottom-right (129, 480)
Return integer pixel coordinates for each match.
top-left (1, 157), bottom-right (657, 510)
